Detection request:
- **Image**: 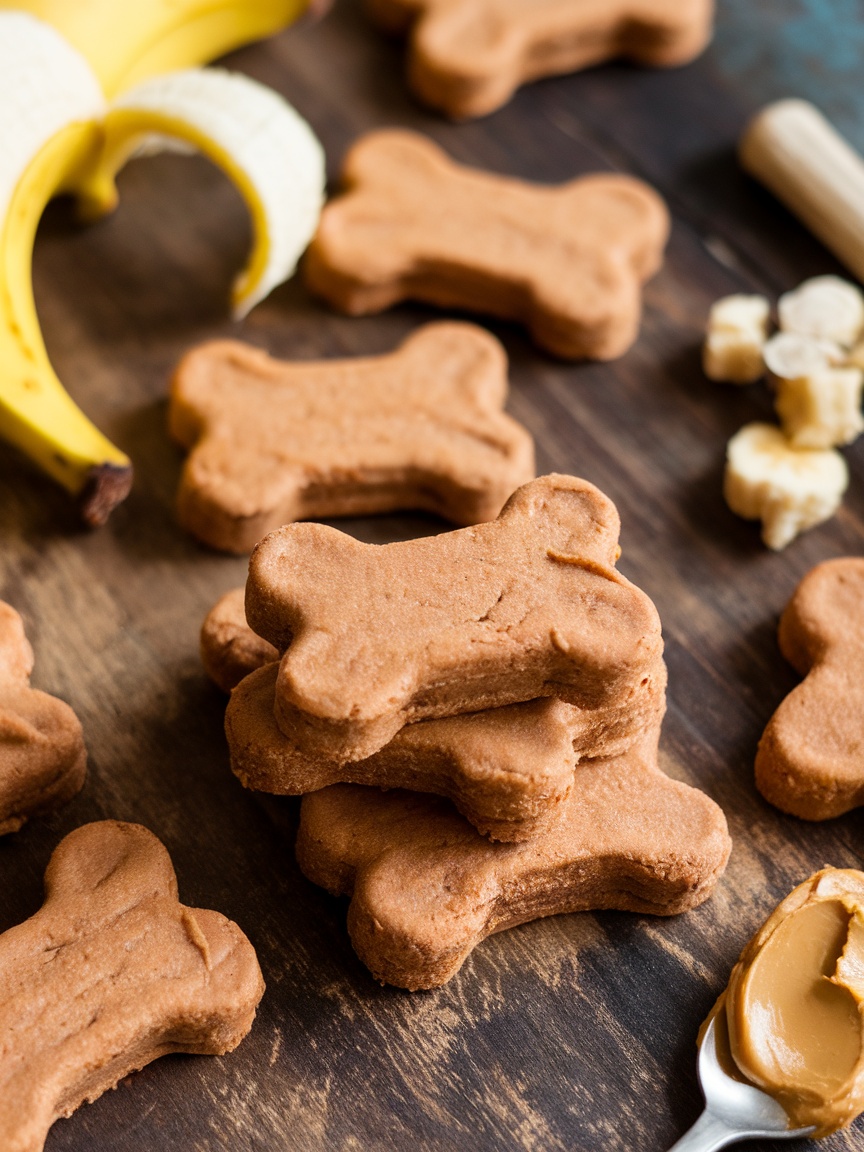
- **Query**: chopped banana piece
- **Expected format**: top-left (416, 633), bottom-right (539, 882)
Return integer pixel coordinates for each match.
top-left (778, 275), bottom-right (864, 347)
top-left (775, 367), bottom-right (864, 449)
top-left (711, 295), bottom-right (771, 333)
top-left (703, 294), bottom-right (770, 383)
top-left (724, 423), bottom-right (848, 550)
top-left (763, 331), bottom-right (844, 381)
top-left (704, 332), bottom-right (765, 384)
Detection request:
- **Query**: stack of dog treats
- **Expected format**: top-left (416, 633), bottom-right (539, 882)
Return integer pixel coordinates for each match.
top-left (176, 102), bottom-right (732, 990)
top-left (167, 105), bottom-right (734, 990)
top-left (201, 472), bottom-right (731, 991)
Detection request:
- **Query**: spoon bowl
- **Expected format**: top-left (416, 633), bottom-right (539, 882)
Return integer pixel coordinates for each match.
top-left (667, 1014), bottom-right (817, 1151)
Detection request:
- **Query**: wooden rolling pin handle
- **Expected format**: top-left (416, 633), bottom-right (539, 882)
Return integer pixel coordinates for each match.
top-left (740, 98), bottom-right (864, 284)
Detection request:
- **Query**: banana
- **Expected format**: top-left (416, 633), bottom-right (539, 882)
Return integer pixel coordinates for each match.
top-left (775, 366), bottom-right (864, 450)
top-left (0, 0), bottom-right (316, 98)
top-left (0, 13), bottom-right (128, 525)
top-left (724, 422), bottom-right (848, 550)
top-left (848, 341), bottom-right (864, 371)
top-left (0, 10), bottom-right (324, 524)
top-left (778, 275), bottom-right (864, 348)
top-left (762, 331), bottom-right (844, 381)
top-left (703, 294), bottom-right (770, 384)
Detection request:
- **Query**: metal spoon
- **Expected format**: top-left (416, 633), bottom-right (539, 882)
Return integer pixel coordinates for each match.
top-left (667, 1014), bottom-right (817, 1150)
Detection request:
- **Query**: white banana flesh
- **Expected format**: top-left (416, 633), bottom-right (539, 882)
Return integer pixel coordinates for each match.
top-left (703, 294), bottom-right (770, 384)
top-left (0, 13), bottom-right (104, 221)
top-left (778, 275), bottom-right (864, 348)
top-left (775, 367), bottom-right (864, 449)
top-left (724, 422), bottom-right (848, 550)
top-left (762, 331), bottom-right (844, 381)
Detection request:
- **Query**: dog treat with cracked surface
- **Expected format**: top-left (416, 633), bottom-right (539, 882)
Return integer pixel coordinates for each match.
top-left (0, 820), bottom-right (264, 1152)
top-left (225, 656), bottom-right (666, 841)
top-left (0, 601), bottom-right (86, 836)
top-left (246, 473), bottom-right (664, 763)
top-left (366, 0), bottom-right (714, 119)
top-left (757, 558), bottom-right (864, 820)
top-left (170, 323), bottom-right (535, 553)
top-left (304, 129), bottom-right (669, 361)
top-left (296, 730), bottom-right (731, 989)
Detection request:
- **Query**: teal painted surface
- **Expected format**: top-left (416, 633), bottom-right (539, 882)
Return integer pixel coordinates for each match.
top-left (714, 0), bottom-right (864, 148)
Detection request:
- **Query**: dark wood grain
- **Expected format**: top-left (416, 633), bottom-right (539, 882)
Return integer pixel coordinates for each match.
top-left (1, 1), bottom-right (862, 1149)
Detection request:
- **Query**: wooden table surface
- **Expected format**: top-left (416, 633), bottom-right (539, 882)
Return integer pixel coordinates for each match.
top-left (2, 2), bottom-right (862, 1149)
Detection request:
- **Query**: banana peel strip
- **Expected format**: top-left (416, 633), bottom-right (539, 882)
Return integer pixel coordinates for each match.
top-left (88, 68), bottom-right (326, 317)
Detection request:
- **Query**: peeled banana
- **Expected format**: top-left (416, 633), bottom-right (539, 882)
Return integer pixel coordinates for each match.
top-left (0, 0), bottom-right (315, 98)
top-left (0, 5), bottom-right (324, 524)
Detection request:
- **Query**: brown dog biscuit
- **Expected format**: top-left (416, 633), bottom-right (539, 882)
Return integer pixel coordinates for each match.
top-left (247, 473), bottom-right (664, 762)
top-left (225, 657), bottom-right (666, 841)
top-left (304, 130), bottom-right (670, 361)
top-left (366, 0), bottom-right (714, 119)
top-left (170, 323), bottom-right (535, 554)
top-left (0, 602), bottom-right (86, 836)
top-left (296, 731), bottom-right (731, 989)
top-left (756, 558), bottom-right (864, 820)
top-left (202, 587), bottom-right (279, 693)
top-left (0, 821), bottom-right (264, 1151)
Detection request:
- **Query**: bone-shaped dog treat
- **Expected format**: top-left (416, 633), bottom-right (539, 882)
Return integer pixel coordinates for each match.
top-left (756, 558), bottom-right (864, 820)
top-left (366, 0), bottom-right (714, 119)
top-left (296, 731), bottom-right (731, 989)
top-left (170, 323), bottom-right (535, 553)
top-left (0, 601), bottom-right (86, 836)
top-left (225, 657), bottom-right (666, 841)
top-left (203, 584), bottom-right (666, 839)
top-left (202, 587), bottom-right (279, 693)
top-left (202, 581), bottom-right (668, 757)
top-left (305, 130), bottom-right (669, 361)
top-left (0, 821), bottom-right (264, 1152)
top-left (247, 473), bottom-right (664, 762)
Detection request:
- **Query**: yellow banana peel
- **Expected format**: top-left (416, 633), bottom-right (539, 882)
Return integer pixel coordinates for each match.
top-left (0, 0), bottom-right (315, 97)
top-left (0, 3), bottom-right (324, 525)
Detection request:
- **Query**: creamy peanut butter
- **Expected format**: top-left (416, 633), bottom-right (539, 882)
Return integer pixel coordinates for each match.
top-left (710, 869), bottom-right (864, 1137)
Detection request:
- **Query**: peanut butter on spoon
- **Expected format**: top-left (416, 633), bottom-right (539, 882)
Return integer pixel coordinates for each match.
top-left (709, 869), bottom-right (864, 1138)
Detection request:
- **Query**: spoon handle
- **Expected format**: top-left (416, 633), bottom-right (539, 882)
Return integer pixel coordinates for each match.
top-left (667, 1110), bottom-right (746, 1151)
